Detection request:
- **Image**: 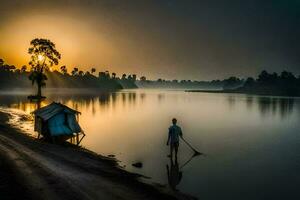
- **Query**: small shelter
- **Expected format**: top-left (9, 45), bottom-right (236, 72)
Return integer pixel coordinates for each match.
top-left (32, 102), bottom-right (85, 145)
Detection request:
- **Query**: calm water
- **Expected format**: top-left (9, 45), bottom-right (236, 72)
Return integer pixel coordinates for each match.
top-left (0, 89), bottom-right (299, 199)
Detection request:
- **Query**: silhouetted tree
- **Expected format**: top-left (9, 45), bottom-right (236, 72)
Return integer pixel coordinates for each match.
top-left (257, 70), bottom-right (271, 83)
top-left (71, 67), bottom-right (79, 76)
top-left (78, 70), bottom-right (84, 76)
top-left (280, 71), bottom-right (296, 80)
top-left (99, 71), bottom-right (107, 80)
top-left (8, 65), bottom-right (16, 71)
top-left (105, 71), bottom-right (110, 79)
top-left (112, 72), bottom-right (116, 79)
top-left (91, 68), bottom-right (96, 74)
top-left (132, 74), bottom-right (137, 81)
top-left (60, 65), bottom-right (68, 75)
top-left (140, 76), bottom-right (146, 81)
top-left (21, 65), bottom-right (27, 72)
top-left (28, 38), bottom-right (61, 97)
top-left (128, 75), bottom-right (133, 80)
top-left (0, 59), bottom-right (15, 72)
top-left (243, 77), bottom-right (255, 88)
top-left (122, 73), bottom-right (127, 80)
top-left (223, 77), bottom-right (243, 90)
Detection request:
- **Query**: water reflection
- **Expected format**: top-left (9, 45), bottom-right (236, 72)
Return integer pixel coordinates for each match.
top-left (165, 153), bottom-right (199, 191)
top-left (166, 158), bottom-right (182, 191)
top-left (257, 97), bottom-right (294, 118)
top-left (0, 92), bottom-right (140, 116)
top-left (227, 95), bottom-right (296, 119)
top-left (246, 96), bottom-right (254, 109)
top-left (158, 93), bottom-right (165, 103)
top-left (1, 90), bottom-right (300, 199)
top-left (279, 98), bottom-right (294, 118)
top-left (1, 92), bottom-right (299, 124)
top-left (227, 95), bottom-right (236, 109)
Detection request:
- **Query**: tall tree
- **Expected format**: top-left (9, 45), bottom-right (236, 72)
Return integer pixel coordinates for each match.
top-left (140, 76), bottom-right (146, 81)
top-left (60, 65), bottom-right (68, 75)
top-left (21, 65), bottom-right (27, 72)
top-left (71, 67), bottom-right (79, 76)
top-left (28, 38), bottom-right (61, 97)
top-left (105, 71), bottom-right (110, 79)
top-left (0, 59), bottom-right (4, 67)
top-left (132, 74), bottom-right (137, 81)
top-left (78, 70), bottom-right (84, 76)
top-left (0, 59), bottom-right (15, 72)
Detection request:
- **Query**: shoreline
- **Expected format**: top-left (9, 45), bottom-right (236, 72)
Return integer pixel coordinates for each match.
top-left (0, 111), bottom-right (195, 200)
top-left (186, 89), bottom-right (300, 97)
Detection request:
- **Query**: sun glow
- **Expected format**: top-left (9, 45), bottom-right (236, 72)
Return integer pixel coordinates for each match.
top-left (37, 54), bottom-right (44, 62)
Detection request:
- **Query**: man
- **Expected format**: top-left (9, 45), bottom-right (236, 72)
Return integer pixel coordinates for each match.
top-left (167, 118), bottom-right (183, 160)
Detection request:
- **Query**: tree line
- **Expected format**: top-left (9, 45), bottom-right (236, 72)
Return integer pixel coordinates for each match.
top-left (2, 56), bottom-right (300, 96)
top-left (237, 70), bottom-right (300, 96)
top-left (0, 57), bottom-right (137, 91)
top-left (136, 76), bottom-right (244, 90)
top-left (1, 38), bottom-right (300, 97)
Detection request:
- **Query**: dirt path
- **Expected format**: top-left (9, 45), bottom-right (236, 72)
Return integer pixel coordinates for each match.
top-left (0, 112), bottom-right (195, 200)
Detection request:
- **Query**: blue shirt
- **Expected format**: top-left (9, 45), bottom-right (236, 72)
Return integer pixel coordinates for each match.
top-left (168, 125), bottom-right (183, 143)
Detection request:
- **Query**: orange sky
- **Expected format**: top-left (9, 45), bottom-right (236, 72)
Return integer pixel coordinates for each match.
top-left (0, 11), bottom-right (135, 75)
top-left (1, 0), bottom-right (299, 80)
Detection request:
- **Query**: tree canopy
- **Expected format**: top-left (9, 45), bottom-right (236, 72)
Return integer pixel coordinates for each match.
top-left (28, 38), bottom-right (61, 97)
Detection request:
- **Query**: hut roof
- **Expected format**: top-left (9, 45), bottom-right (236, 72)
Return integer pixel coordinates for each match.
top-left (32, 102), bottom-right (80, 121)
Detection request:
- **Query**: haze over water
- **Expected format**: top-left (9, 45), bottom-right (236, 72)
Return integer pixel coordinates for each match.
top-left (0, 89), bottom-right (299, 199)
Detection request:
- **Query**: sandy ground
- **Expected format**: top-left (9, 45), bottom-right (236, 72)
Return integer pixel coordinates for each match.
top-left (0, 111), bottom-right (196, 200)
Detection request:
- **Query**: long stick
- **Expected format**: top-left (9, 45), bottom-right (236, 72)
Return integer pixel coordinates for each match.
top-left (181, 137), bottom-right (202, 155)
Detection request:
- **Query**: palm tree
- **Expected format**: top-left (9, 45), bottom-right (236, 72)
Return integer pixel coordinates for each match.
top-left (78, 70), bottom-right (84, 76)
top-left (71, 67), bottom-right (79, 76)
top-left (112, 72), bottom-right (116, 79)
top-left (91, 68), bottom-right (96, 74)
top-left (105, 71), bottom-right (110, 79)
top-left (60, 65), bottom-right (68, 75)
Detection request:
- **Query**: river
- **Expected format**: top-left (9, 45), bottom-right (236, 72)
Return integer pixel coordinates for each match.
top-left (0, 89), bottom-right (299, 199)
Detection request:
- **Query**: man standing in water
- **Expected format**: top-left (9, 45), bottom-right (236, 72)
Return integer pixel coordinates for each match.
top-left (167, 118), bottom-right (183, 160)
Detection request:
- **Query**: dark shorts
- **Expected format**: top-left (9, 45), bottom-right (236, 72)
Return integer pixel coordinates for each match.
top-left (171, 142), bottom-right (179, 149)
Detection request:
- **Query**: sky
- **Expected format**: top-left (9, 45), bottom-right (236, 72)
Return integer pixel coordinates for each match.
top-left (0, 0), bottom-right (299, 80)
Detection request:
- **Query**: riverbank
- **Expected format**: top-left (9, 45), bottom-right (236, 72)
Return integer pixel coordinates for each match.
top-left (186, 89), bottom-right (300, 97)
top-left (0, 111), bottom-right (195, 200)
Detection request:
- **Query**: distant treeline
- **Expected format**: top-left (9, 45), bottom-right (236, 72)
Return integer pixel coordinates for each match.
top-left (0, 59), bottom-right (137, 91)
top-left (137, 70), bottom-right (300, 97)
top-left (1, 58), bottom-right (300, 96)
top-left (234, 70), bottom-right (300, 96)
top-left (136, 76), bottom-right (244, 90)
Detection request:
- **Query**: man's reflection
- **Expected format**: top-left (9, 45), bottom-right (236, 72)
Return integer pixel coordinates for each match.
top-left (166, 158), bottom-right (182, 191)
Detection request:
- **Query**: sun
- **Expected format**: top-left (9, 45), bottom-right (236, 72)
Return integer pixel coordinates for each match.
top-left (37, 54), bottom-right (45, 62)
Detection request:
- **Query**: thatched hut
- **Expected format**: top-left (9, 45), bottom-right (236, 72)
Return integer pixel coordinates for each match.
top-left (32, 102), bottom-right (85, 145)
